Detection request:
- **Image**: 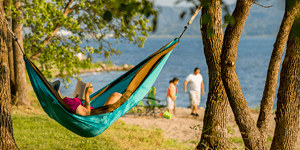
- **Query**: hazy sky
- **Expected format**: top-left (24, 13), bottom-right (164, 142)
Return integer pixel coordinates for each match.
top-left (154, 0), bottom-right (236, 6)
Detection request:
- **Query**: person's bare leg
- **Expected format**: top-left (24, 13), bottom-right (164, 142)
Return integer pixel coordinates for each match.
top-left (195, 105), bottom-right (198, 114)
top-left (104, 92), bottom-right (122, 106)
top-left (168, 109), bottom-right (173, 115)
top-left (192, 105), bottom-right (197, 114)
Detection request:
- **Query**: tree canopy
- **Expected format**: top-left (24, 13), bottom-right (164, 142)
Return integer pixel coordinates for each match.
top-left (7, 0), bottom-right (157, 82)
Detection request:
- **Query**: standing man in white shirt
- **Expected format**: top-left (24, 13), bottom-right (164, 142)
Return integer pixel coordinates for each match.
top-left (184, 68), bottom-right (205, 116)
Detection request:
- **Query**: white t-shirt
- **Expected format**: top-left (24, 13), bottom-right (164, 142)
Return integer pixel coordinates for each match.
top-left (185, 73), bottom-right (203, 92)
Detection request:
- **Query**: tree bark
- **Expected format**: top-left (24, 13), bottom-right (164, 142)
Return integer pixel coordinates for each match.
top-left (221, 0), bottom-right (300, 148)
top-left (196, 0), bottom-right (230, 149)
top-left (220, 0), bottom-right (267, 149)
top-left (257, 0), bottom-right (300, 143)
top-left (4, 0), bottom-right (14, 82)
top-left (13, 0), bottom-right (30, 106)
top-left (0, 1), bottom-right (18, 149)
top-left (270, 18), bottom-right (300, 150)
top-left (4, 0), bottom-right (17, 104)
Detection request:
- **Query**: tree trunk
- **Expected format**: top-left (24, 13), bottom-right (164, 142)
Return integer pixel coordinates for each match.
top-left (220, 0), bottom-right (267, 149)
top-left (0, 1), bottom-right (18, 149)
top-left (4, 0), bottom-right (17, 104)
top-left (270, 18), bottom-right (300, 150)
top-left (257, 0), bottom-right (300, 143)
top-left (221, 0), bottom-right (300, 148)
top-left (196, 0), bottom-right (230, 149)
top-left (13, 0), bottom-right (30, 106)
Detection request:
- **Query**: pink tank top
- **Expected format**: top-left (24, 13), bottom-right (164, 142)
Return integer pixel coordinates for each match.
top-left (166, 84), bottom-right (178, 97)
top-left (62, 97), bottom-right (93, 113)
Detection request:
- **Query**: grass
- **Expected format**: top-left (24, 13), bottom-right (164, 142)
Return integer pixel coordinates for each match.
top-left (229, 137), bottom-right (244, 144)
top-left (12, 89), bottom-right (194, 150)
top-left (127, 106), bottom-right (146, 114)
top-left (13, 114), bottom-right (192, 149)
top-left (249, 106), bottom-right (276, 114)
top-left (227, 126), bottom-right (235, 135)
top-left (228, 136), bottom-right (244, 150)
top-left (18, 79), bottom-right (286, 149)
top-left (249, 106), bottom-right (260, 113)
top-left (267, 134), bottom-right (273, 142)
top-left (92, 60), bottom-right (114, 68)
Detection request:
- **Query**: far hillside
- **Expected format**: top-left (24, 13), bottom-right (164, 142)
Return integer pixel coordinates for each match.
top-left (150, 0), bottom-right (284, 37)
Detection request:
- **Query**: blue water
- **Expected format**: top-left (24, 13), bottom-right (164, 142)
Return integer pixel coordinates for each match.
top-left (57, 37), bottom-right (280, 109)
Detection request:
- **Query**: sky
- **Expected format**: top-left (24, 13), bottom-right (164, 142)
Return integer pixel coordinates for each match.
top-left (154, 0), bottom-right (236, 6)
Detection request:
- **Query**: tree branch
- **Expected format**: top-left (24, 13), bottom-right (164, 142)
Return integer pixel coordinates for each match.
top-left (68, 3), bottom-right (81, 14)
top-left (252, 1), bottom-right (273, 8)
top-left (30, 0), bottom-right (79, 60)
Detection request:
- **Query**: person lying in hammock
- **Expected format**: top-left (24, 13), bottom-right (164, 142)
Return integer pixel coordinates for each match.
top-left (52, 80), bottom-right (122, 116)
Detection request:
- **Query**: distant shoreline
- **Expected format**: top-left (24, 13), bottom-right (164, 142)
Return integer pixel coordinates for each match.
top-left (53, 64), bottom-right (135, 78)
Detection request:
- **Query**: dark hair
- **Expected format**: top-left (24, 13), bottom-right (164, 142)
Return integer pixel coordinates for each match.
top-left (169, 77), bottom-right (179, 83)
top-left (194, 67), bottom-right (200, 73)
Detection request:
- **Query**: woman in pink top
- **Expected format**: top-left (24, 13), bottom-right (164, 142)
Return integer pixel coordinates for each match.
top-left (166, 77), bottom-right (179, 115)
top-left (59, 82), bottom-right (122, 116)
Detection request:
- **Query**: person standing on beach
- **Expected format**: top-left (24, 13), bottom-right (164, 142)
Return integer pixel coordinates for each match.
top-left (166, 77), bottom-right (179, 115)
top-left (184, 68), bottom-right (205, 116)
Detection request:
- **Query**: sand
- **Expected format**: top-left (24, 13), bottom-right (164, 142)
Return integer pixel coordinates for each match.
top-left (120, 107), bottom-right (300, 148)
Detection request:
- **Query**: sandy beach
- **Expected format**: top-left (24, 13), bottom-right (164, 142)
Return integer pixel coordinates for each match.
top-left (120, 107), bottom-right (300, 149)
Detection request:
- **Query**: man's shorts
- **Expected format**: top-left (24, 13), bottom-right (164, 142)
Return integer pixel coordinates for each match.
top-left (189, 90), bottom-right (201, 106)
top-left (167, 97), bottom-right (175, 109)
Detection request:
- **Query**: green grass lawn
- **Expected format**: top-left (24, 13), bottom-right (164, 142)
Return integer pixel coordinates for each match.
top-left (12, 90), bottom-right (194, 150)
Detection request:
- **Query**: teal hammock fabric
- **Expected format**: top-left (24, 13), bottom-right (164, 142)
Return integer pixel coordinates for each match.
top-left (25, 38), bottom-right (179, 137)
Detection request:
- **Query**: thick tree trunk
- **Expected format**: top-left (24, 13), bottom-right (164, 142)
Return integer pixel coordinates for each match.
top-left (13, 0), bottom-right (30, 106)
top-left (220, 0), bottom-right (267, 149)
top-left (4, 0), bottom-right (17, 104)
top-left (196, 0), bottom-right (230, 149)
top-left (270, 18), bottom-right (300, 150)
top-left (0, 1), bottom-right (18, 149)
top-left (257, 0), bottom-right (300, 143)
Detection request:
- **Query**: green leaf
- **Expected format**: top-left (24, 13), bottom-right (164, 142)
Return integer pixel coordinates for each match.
top-left (224, 14), bottom-right (235, 26)
top-left (103, 11), bottom-right (113, 22)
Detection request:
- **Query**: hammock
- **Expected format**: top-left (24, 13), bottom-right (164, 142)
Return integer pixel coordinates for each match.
top-left (25, 39), bottom-right (179, 137)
